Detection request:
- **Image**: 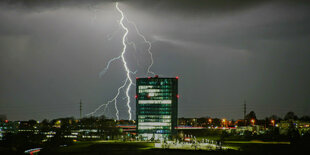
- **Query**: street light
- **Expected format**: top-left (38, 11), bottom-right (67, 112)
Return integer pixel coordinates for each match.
top-left (251, 119), bottom-right (255, 125)
top-left (222, 119), bottom-right (226, 127)
top-left (271, 120), bottom-right (275, 126)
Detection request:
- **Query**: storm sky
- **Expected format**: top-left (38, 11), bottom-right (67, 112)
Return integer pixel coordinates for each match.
top-left (1, 0), bottom-right (310, 121)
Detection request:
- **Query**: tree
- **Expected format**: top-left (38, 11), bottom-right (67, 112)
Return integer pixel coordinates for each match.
top-left (28, 119), bottom-right (37, 128)
top-left (246, 111), bottom-right (257, 120)
top-left (269, 115), bottom-right (281, 121)
top-left (40, 119), bottom-right (50, 131)
top-left (284, 111), bottom-right (298, 121)
top-left (300, 115), bottom-right (310, 122)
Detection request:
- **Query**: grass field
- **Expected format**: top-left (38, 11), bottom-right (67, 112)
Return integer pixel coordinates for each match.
top-left (1, 139), bottom-right (307, 155)
top-left (37, 139), bottom-right (309, 155)
top-left (40, 141), bottom-right (239, 155)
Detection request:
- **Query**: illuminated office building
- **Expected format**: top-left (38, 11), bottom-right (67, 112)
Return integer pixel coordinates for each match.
top-left (136, 76), bottom-right (178, 140)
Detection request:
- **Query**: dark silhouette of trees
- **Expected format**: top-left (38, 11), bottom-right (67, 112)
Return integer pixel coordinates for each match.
top-left (28, 119), bottom-right (37, 127)
top-left (40, 119), bottom-right (50, 132)
top-left (284, 111), bottom-right (298, 120)
top-left (246, 111), bottom-right (256, 120)
top-left (300, 115), bottom-right (310, 122)
top-left (269, 115), bottom-right (281, 121)
top-left (212, 118), bottom-right (221, 127)
top-left (245, 111), bottom-right (257, 125)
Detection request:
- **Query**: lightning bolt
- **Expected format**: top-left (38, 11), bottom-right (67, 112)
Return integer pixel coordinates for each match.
top-left (87, 2), bottom-right (157, 120)
top-left (87, 2), bottom-right (133, 120)
top-left (98, 78), bottom-right (128, 120)
top-left (125, 17), bottom-right (155, 76)
top-left (116, 2), bottom-right (133, 120)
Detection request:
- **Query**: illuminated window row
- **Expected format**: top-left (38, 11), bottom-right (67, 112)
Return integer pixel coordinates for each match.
top-left (139, 100), bottom-right (171, 104)
top-left (138, 126), bottom-right (171, 130)
top-left (139, 89), bottom-right (171, 93)
top-left (139, 89), bottom-right (160, 93)
top-left (147, 93), bottom-right (172, 97)
top-left (138, 81), bottom-right (172, 85)
top-left (138, 89), bottom-right (172, 93)
top-left (145, 80), bottom-right (172, 85)
top-left (139, 107), bottom-right (171, 111)
top-left (138, 115), bottom-right (171, 119)
top-left (149, 81), bottom-right (159, 85)
top-left (138, 119), bottom-right (171, 123)
top-left (138, 86), bottom-right (153, 89)
top-left (139, 104), bottom-right (171, 108)
top-left (139, 111), bottom-right (171, 115)
top-left (147, 97), bottom-right (173, 100)
top-left (137, 95), bottom-right (174, 100)
top-left (138, 85), bottom-right (171, 89)
top-left (139, 122), bottom-right (171, 126)
top-left (162, 86), bottom-right (171, 88)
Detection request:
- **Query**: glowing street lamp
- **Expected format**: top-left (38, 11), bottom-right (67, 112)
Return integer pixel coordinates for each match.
top-left (271, 120), bottom-right (275, 126)
top-left (251, 119), bottom-right (255, 125)
top-left (222, 119), bottom-right (226, 127)
top-left (208, 118), bottom-right (212, 124)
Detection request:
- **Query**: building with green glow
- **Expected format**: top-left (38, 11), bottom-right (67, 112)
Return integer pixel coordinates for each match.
top-left (136, 76), bottom-right (178, 140)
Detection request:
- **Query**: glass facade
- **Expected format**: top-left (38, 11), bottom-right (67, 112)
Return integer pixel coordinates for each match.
top-left (136, 77), bottom-right (178, 140)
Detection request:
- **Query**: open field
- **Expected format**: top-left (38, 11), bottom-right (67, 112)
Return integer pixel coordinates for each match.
top-left (36, 140), bottom-right (308, 155)
top-left (40, 141), bottom-right (237, 155)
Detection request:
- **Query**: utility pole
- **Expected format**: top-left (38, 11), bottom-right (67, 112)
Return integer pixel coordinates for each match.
top-left (80, 99), bottom-right (82, 119)
top-left (244, 100), bottom-right (246, 120)
top-left (244, 100), bottom-right (246, 126)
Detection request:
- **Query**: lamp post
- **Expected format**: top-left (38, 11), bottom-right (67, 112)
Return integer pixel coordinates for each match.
top-left (222, 119), bottom-right (226, 127)
top-left (208, 118), bottom-right (212, 127)
top-left (271, 120), bottom-right (275, 127)
top-left (251, 119), bottom-right (255, 126)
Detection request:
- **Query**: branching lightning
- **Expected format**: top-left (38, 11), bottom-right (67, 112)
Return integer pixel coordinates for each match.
top-left (125, 17), bottom-right (155, 76)
top-left (116, 2), bottom-right (133, 120)
top-left (99, 56), bottom-right (121, 78)
top-left (87, 2), bottom-right (133, 120)
top-left (87, 2), bottom-right (157, 120)
top-left (87, 78), bottom-right (128, 119)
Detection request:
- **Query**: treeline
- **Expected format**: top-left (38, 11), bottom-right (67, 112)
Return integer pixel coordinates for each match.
top-left (0, 115), bottom-right (121, 154)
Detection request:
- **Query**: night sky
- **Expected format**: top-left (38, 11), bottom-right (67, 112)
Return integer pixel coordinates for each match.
top-left (1, 0), bottom-right (310, 121)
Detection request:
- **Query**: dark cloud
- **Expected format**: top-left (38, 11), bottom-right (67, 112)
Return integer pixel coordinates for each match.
top-left (0, 0), bottom-right (310, 121)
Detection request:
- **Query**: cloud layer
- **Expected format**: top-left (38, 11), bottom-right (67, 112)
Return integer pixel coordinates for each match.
top-left (1, 0), bottom-right (310, 120)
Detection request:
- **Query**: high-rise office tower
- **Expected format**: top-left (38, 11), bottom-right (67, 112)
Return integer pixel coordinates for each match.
top-left (136, 76), bottom-right (178, 140)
